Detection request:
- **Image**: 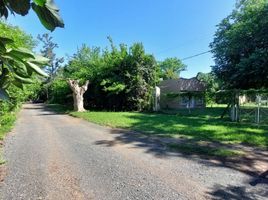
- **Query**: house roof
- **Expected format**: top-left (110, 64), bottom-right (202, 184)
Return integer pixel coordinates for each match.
top-left (158, 77), bottom-right (206, 93)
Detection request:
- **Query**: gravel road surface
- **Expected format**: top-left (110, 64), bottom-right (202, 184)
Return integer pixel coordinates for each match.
top-left (0, 104), bottom-right (267, 200)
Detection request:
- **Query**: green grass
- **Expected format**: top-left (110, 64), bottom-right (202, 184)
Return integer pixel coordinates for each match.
top-left (0, 112), bottom-right (17, 140)
top-left (70, 109), bottom-right (268, 148)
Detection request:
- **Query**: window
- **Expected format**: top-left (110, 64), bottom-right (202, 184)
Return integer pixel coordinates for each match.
top-left (180, 96), bottom-right (189, 105)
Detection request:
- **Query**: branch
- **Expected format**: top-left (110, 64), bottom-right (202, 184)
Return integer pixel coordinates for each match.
top-left (81, 80), bottom-right (90, 92)
top-left (67, 79), bottom-right (79, 92)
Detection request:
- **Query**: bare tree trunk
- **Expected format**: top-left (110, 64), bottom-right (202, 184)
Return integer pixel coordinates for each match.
top-left (67, 80), bottom-right (89, 112)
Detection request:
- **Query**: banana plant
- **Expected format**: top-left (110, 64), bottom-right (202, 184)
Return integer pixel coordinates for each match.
top-left (0, 0), bottom-right (64, 31)
top-left (0, 0), bottom-right (64, 99)
top-left (0, 36), bottom-right (49, 100)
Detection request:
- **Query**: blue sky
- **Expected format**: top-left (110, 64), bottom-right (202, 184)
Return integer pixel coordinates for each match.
top-left (8, 0), bottom-right (235, 78)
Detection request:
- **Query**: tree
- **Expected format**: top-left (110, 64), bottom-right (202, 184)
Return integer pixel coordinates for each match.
top-left (53, 39), bottom-right (158, 111)
top-left (159, 57), bottom-right (186, 80)
top-left (210, 0), bottom-right (268, 89)
top-left (38, 33), bottom-right (64, 78)
top-left (37, 33), bottom-right (64, 101)
top-left (62, 45), bottom-right (103, 111)
top-left (125, 43), bottom-right (158, 110)
top-left (0, 0), bottom-right (64, 99)
top-left (196, 72), bottom-right (219, 105)
top-left (67, 80), bottom-right (89, 112)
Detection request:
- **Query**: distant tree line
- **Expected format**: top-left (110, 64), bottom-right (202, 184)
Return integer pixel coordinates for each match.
top-left (40, 35), bottom-right (189, 111)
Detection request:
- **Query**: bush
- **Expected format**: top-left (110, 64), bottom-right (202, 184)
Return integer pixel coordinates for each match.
top-left (48, 79), bottom-right (72, 105)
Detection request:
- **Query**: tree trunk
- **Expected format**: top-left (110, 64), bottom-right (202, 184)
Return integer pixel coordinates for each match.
top-left (67, 80), bottom-right (89, 112)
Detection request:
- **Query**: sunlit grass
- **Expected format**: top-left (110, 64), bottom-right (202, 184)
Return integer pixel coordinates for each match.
top-left (70, 109), bottom-right (268, 148)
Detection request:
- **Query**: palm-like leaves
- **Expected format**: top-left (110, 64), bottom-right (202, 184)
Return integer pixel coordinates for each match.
top-left (0, 0), bottom-right (64, 31)
top-left (0, 37), bottom-right (49, 99)
top-left (0, 0), bottom-right (63, 99)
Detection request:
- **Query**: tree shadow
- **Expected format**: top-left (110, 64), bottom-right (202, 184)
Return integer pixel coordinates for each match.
top-left (22, 103), bottom-right (70, 116)
top-left (249, 170), bottom-right (268, 186)
top-left (208, 184), bottom-right (268, 200)
top-left (94, 111), bottom-right (268, 178)
top-left (22, 103), bottom-right (45, 110)
top-left (95, 126), bottom-right (268, 199)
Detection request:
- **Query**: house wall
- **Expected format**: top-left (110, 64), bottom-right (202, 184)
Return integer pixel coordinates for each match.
top-left (160, 96), bottom-right (181, 109)
top-left (160, 94), bottom-right (205, 109)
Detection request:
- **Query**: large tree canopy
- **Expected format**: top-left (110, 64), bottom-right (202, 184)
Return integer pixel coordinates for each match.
top-left (159, 57), bottom-right (186, 80)
top-left (51, 39), bottom-right (158, 111)
top-left (210, 0), bottom-right (268, 89)
top-left (196, 72), bottom-right (220, 104)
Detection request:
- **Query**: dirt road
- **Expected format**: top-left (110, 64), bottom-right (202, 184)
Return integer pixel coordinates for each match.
top-left (0, 104), bottom-right (267, 199)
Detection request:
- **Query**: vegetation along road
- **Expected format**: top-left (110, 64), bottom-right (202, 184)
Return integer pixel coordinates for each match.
top-left (0, 104), bottom-right (267, 200)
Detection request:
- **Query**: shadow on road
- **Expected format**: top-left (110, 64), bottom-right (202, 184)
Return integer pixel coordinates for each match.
top-left (208, 184), bottom-right (268, 200)
top-left (94, 128), bottom-right (268, 199)
top-left (95, 127), bottom-right (268, 174)
top-left (33, 103), bottom-right (267, 199)
top-left (25, 103), bottom-right (70, 116)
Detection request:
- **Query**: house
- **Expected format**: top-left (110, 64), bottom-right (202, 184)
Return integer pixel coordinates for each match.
top-left (158, 77), bottom-right (206, 109)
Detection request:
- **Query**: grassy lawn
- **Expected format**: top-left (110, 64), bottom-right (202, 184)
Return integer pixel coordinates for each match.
top-left (48, 104), bottom-right (268, 157)
top-left (71, 109), bottom-right (268, 147)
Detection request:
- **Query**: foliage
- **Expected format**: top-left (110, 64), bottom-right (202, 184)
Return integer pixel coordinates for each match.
top-left (158, 57), bottom-right (186, 80)
top-left (0, 21), bottom-right (36, 49)
top-left (38, 33), bottom-right (64, 78)
top-left (58, 39), bottom-right (159, 111)
top-left (48, 78), bottom-right (71, 104)
top-left (0, 0), bottom-right (64, 31)
top-left (0, 38), bottom-right (49, 84)
top-left (0, 21), bottom-right (43, 139)
top-left (63, 44), bottom-right (103, 82)
top-left (0, 79), bottom-right (42, 140)
top-left (211, 0), bottom-right (268, 89)
top-left (197, 72), bottom-right (220, 104)
top-left (37, 33), bottom-right (64, 101)
top-left (0, 107), bottom-right (16, 140)
top-left (0, 1), bottom-right (63, 149)
top-left (0, 0), bottom-right (64, 100)
top-left (0, 21), bottom-right (46, 95)
top-left (0, 33), bottom-right (49, 99)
